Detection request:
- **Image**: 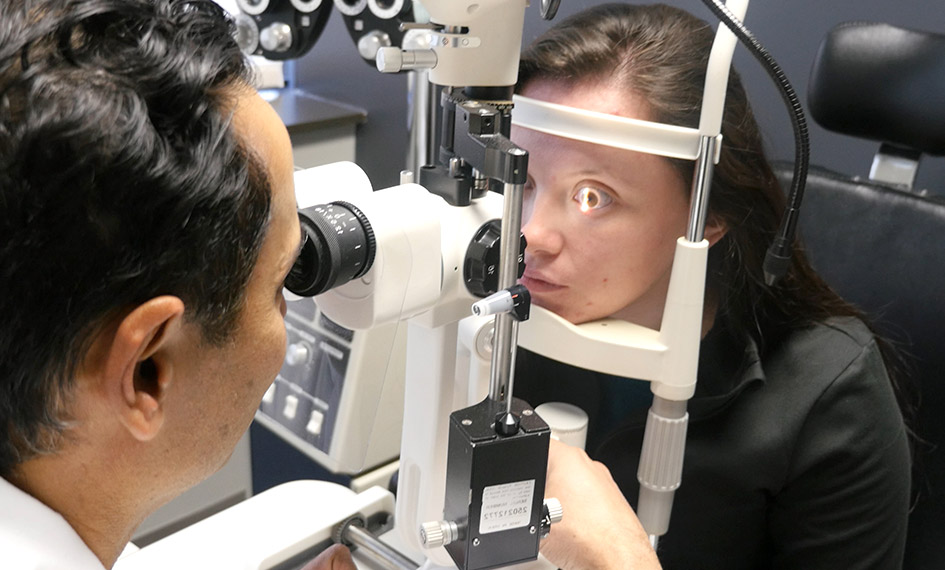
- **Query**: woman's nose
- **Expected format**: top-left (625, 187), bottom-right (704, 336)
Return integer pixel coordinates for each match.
top-left (521, 194), bottom-right (564, 257)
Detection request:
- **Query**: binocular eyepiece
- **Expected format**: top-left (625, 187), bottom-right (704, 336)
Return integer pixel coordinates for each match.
top-left (284, 201), bottom-right (376, 298)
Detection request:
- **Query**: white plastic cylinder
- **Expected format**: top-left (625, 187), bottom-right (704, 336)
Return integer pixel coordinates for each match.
top-left (698, 0), bottom-right (750, 137)
top-left (636, 398), bottom-right (688, 537)
top-left (535, 402), bottom-right (588, 450)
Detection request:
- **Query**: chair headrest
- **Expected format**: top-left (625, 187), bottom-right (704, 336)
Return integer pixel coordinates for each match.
top-left (808, 22), bottom-right (945, 156)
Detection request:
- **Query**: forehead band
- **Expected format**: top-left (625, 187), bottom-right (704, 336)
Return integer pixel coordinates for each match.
top-left (511, 94), bottom-right (722, 164)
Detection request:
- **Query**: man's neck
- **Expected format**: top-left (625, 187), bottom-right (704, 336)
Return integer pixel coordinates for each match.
top-left (12, 450), bottom-right (149, 569)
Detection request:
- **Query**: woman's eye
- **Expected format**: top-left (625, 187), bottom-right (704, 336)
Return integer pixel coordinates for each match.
top-left (573, 186), bottom-right (613, 212)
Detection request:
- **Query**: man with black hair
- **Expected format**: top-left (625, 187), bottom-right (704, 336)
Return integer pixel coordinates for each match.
top-left (0, 1), bottom-right (354, 568)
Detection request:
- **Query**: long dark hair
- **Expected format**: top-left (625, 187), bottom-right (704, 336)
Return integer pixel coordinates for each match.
top-left (516, 3), bottom-right (914, 418)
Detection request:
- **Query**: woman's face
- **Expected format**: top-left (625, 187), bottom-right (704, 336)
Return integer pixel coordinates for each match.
top-left (513, 80), bottom-right (693, 327)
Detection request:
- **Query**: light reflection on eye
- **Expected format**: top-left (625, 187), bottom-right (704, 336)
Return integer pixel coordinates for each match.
top-left (573, 186), bottom-right (613, 213)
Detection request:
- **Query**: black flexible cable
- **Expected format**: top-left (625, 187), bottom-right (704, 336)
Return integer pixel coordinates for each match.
top-left (700, 0), bottom-right (810, 285)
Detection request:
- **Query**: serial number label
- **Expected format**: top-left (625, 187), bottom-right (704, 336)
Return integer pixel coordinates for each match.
top-left (479, 480), bottom-right (535, 534)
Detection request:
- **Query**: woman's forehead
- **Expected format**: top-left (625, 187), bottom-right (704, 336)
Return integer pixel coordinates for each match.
top-left (519, 79), bottom-right (655, 122)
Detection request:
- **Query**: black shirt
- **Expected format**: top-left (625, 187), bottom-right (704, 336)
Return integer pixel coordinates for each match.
top-left (515, 317), bottom-right (910, 570)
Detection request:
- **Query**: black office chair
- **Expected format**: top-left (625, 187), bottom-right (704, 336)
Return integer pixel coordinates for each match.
top-left (773, 21), bottom-right (945, 570)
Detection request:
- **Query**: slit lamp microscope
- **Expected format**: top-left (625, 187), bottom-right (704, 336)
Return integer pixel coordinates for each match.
top-left (290, 0), bottom-right (751, 566)
top-left (118, 0), bottom-right (772, 567)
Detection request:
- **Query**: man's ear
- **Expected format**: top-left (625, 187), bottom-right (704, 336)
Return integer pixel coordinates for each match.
top-left (101, 296), bottom-right (186, 442)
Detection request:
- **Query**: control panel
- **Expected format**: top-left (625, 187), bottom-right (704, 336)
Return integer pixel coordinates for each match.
top-left (255, 296), bottom-right (407, 475)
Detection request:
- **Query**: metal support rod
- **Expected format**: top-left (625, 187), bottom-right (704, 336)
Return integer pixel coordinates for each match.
top-left (487, 181), bottom-right (524, 406)
top-left (343, 524), bottom-right (419, 570)
top-left (506, 319), bottom-right (520, 415)
top-left (406, 69), bottom-right (437, 176)
top-left (686, 135), bottom-right (718, 243)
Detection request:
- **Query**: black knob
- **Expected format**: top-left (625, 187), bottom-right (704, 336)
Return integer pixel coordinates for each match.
top-left (463, 219), bottom-right (526, 298)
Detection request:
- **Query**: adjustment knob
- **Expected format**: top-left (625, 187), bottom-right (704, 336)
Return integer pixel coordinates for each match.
top-left (375, 47), bottom-right (403, 72)
top-left (420, 520), bottom-right (458, 549)
top-left (375, 47), bottom-right (437, 73)
top-left (260, 22), bottom-right (293, 53)
top-left (539, 497), bottom-right (563, 539)
top-left (464, 219), bottom-right (526, 298)
top-left (544, 498), bottom-right (563, 525)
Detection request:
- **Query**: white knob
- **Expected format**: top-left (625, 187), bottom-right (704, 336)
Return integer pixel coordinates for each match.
top-left (260, 22), bottom-right (293, 52)
top-left (471, 289), bottom-right (514, 317)
top-left (375, 47), bottom-right (404, 73)
top-left (285, 343), bottom-right (310, 366)
top-left (544, 498), bottom-right (563, 525)
top-left (376, 47), bottom-right (437, 73)
top-left (420, 520), bottom-right (458, 548)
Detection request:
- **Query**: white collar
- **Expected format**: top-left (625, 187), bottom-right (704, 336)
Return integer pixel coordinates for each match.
top-left (0, 475), bottom-right (107, 569)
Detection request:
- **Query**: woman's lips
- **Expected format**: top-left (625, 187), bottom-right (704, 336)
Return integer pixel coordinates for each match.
top-left (520, 272), bottom-right (564, 294)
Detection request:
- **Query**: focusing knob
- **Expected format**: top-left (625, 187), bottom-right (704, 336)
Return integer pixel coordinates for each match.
top-left (464, 219), bottom-right (526, 298)
top-left (331, 201), bottom-right (376, 276)
top-left (285, 201), bottom-right (376, 298)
